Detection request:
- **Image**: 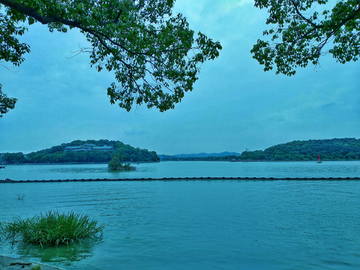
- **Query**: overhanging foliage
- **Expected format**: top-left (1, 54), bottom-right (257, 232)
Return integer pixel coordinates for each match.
top-left (251, 0), bottom-right (360, 75)
top-left (0, 0), bottom-right (222, 116)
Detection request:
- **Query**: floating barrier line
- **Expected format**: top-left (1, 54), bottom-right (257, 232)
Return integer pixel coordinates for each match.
top-left (1, 177), bottom-right (360, 183)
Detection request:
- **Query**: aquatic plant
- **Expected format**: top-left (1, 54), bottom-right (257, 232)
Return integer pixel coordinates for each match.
top-left (16, 193), bottom-right (26, 200)
top-left (31, 265), bottom-right (42, 270)
top-left (0, 211), bottom-right (104, 246)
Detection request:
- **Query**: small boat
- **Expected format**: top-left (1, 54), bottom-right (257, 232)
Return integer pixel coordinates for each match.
top-left (316, 154), bottom-right (322, 164)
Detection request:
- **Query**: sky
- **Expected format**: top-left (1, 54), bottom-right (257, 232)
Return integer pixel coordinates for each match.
top-left (0, 0), bottom-right (359, 155)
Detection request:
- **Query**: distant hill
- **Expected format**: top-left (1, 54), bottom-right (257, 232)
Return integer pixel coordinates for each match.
top-left (160, 138), bottom-right (360, 162)
top-left (171, 151), bottom-right (240, 158)
top-left (0, 140), bottom-right (159, 164)
top-left (159, 152), bottom-right (241, 161)
top-left (236, 138), bottom-right (360, 161)
top-left (2, 138), bottom-right (359, 164)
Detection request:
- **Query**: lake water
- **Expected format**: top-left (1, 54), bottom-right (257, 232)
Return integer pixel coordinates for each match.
top-left (1, 161), bottom-right (360, 269)
top-left (1, 160), bottom-right (360, 180)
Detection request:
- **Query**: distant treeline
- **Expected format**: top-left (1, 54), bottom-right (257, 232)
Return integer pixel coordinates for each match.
top-left (0, 140), bottom-right (159, 164)
top-left (161, 138), bottom-right (360, 162)
top-left (236, 138), bottom-right (360, 161)
top-left (160, 155), bottom-right (239, 162)
top-left (2, 138), bottom-right (359, 164)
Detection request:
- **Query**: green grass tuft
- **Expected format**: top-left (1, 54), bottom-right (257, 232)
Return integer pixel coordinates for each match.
top-left (0, 211), bottom-right (104, 246)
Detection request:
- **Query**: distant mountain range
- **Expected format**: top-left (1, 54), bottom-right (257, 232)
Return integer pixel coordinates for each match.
top-left (159, 138), bottom-right (360, 161)
top-left (159, 152), bottom-right (240, 160)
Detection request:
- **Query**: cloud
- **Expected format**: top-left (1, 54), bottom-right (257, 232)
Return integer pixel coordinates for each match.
top-left (218, 0), bottom-right (254, 11)
top-left (0, 0), bottom-right (359, 155)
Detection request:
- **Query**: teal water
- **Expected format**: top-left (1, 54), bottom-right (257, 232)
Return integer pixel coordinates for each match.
top-left (1, 160), bottom-right (360, 180)
top-left (1, 162), bottom-right (360, 269)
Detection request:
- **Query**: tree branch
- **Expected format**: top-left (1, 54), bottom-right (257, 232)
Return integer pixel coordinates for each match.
top-left (0, 0), bottom-right (121, 26)
top-left (0, 0), bottom-right (80, 26)
top-left (290, 0), bottom-right (319, 28)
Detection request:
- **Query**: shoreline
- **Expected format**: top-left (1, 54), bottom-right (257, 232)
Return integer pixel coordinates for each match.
top-left (1, 177), bottom-right (360, 183)
top-left (1, 160), bottom-right (359, 166)
top-left (0, 255), bottom-right (64, 270)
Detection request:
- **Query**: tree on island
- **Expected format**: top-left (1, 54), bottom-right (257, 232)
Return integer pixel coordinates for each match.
top-left (0, 0), bottom-right (222, 117)
top-left (251, 0), bottom-right (360, 75)
top-left (108, 154), bottom-right (135, 171)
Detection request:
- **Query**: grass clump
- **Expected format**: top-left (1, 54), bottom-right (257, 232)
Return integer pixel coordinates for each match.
top-left (0, 211), bottom-right (104, 246)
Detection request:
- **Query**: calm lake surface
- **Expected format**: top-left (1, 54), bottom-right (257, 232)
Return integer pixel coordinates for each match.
top-left (1, 161), bottom-right (360, 269)
top-left (2, 160), bottom-right (360, 180)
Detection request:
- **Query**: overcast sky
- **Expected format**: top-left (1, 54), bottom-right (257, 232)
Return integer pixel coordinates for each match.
top-left (1, 0), bottom-right (359, 155)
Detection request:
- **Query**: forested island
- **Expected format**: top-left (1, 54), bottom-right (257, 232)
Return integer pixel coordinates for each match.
top-left (160, 138), bottom-right (360, 162)
top-left (0, 140), bottom-right (159, 164)
top-left (236, 138), bottom-right (360, 161)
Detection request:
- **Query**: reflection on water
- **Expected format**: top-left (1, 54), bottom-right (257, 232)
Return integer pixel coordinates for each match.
top-left (16, 238), bottom-right (103, 265)
top-left (47, 167), bottom-right (108, 174)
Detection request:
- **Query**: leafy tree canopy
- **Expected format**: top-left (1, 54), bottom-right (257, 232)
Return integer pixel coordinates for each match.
top-left (0, 0), bottom-right (222, 116)
top-left (108, 154), bottom-right (134, 170)
top-left (0, 84), bottom-right (17, 117)
top-left (251, 0), bottom-right (360, 75)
